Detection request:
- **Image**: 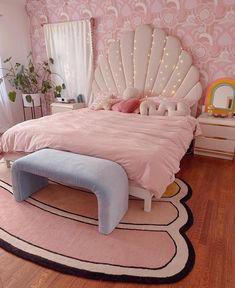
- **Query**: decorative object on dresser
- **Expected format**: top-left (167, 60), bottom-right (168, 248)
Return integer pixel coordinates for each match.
top-left (194, 113), bottom-right (235, 160)
top-left (50, 102), bottom-right (85, 114)
top-left (205, 78), bottom-right (235, 118)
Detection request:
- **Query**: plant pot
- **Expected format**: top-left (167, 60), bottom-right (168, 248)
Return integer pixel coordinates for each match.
top-left (22, 93), bottom-right (41, 107)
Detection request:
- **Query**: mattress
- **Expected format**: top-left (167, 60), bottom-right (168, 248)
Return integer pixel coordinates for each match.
top-left (0, 108), bottom-right (198, 197)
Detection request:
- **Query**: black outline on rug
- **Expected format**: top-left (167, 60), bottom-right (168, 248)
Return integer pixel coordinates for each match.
top-left (0, 178), bottom-right (195, 284)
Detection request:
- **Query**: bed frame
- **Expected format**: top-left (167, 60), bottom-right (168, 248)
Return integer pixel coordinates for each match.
top-left (91, 24), bottom-right (202, 210)
top-left (3, 24), bottom-right (202, 212)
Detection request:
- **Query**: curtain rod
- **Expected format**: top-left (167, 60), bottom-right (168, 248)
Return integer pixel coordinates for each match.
top-left (41, 17), bottom-right (95, 28)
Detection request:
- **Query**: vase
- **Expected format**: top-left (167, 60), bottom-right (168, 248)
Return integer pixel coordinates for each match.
top-left (22, 93), bottom-right (41, 107)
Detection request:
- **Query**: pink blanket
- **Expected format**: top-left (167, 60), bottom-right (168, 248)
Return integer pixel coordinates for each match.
top-left (0, 109), bottom-right (198, 197)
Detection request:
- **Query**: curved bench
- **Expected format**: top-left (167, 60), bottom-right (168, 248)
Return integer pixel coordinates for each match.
top-left (11, 149), bottom-right (129, 234)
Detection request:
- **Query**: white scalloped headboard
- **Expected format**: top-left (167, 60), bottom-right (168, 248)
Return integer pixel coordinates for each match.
top-left (92, 24), bottom-right (202, 113)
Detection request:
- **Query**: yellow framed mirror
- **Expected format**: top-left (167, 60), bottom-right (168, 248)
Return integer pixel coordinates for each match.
top-left (205, 78), bottom-right (235, 117)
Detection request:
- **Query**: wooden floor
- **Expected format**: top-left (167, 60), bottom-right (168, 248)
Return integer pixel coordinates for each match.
top-left (0, 154), bottom-right (234, 288)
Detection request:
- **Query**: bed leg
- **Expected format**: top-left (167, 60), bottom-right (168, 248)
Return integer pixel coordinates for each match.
top-left (144, 196), bottom-right (152, 212)
top-left (129, 183), bottom-right (154, 212)
top-left (6, 160), bottom-right (11, 168)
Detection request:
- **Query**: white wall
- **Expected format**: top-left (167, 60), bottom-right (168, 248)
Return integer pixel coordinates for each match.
top-left (0, 0), bottom-right (31, 124)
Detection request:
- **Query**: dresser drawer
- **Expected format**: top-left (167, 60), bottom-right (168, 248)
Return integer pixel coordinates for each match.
top-left (200, 123), bottom-right (235, 141)
top-left (195, 136), bottom-right (235, 153)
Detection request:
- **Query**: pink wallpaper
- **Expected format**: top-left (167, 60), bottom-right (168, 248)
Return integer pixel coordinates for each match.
top-left (26, 0), bottom-right (235, 103)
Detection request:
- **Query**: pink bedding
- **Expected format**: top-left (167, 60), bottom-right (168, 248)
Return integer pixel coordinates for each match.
top-left (0, 109), bottom-right (198, 197)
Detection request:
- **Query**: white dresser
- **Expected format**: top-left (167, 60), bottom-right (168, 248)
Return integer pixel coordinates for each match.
top-left (194, 113), bottom-right (235, 160)
top-left (50, 102), bottom-right (85, 114)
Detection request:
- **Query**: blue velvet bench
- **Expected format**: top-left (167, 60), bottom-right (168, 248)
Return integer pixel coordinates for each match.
top-left (11, 149), bottom-right (129, 234)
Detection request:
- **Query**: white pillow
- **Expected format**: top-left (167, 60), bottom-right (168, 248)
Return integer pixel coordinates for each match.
top-left (122, 87), bottom-right (140, 100)
top-left (140, 99), bottom-right (190, 116)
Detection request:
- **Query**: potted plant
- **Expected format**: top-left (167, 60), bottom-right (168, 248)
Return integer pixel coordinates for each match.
top-left (0, 54), bottom-right (66, 107)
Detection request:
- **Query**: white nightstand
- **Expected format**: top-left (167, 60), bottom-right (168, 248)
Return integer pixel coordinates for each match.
top-left (194, 113), bottom-right (235, 160)
top-left (50, 102), bottom-right (85, 114)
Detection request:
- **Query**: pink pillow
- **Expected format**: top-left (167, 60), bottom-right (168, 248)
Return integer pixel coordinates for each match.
top-left (112, 98), bottom-right (140, 113)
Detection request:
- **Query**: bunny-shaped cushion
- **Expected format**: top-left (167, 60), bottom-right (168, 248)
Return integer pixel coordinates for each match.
top-left (140, 99), bottom-right (190, 116)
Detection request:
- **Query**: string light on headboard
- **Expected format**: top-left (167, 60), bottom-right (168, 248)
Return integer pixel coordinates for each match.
top-left (94, 25), bottom-right (201, 106)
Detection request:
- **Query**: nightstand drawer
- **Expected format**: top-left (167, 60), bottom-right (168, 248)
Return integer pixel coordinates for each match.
top-left (200, 123), bottom-right (235, 141)
top-left (195, 136), bottom-right (235, 153)
top-left (51, 106), bottom-right (70, 114)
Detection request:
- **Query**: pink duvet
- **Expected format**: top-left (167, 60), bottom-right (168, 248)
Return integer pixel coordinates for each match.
top-left (0, 109), bottom-right (198, 197)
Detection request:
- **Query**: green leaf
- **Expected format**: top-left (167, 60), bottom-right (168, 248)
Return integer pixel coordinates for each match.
top-left (55, 85), bottom-right (62, 93)
top-left (25, 94), bottom-right (32, 103)
top-left (8, 91), bottom-right (16, 102)
top-left (29, 65), bottom-right (34, 73)
top-left (62, 83), bottom-right (66, 89)
top-left (54, 91), bottom-right (61, 98)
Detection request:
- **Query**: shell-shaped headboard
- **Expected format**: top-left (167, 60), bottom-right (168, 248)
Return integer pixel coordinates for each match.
top-left (92, 24), bottom-right (202, 106)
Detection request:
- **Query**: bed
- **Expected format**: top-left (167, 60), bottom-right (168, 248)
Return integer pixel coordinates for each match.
top-left (0, 24), bottom-right (202, 211)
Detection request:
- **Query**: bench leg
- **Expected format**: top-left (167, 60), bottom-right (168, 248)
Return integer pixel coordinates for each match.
top-left (96, 186), bottom-right (129, 235)
top-left (6, 160), bottom-right (11, 168)
top-left (11, 168), bottom-right (48, 201)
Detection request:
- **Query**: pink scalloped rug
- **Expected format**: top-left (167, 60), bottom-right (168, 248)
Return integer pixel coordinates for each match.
top-left (0, 178), bottom-right (194, 284)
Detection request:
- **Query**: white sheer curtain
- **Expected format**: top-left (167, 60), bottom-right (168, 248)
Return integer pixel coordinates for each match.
top-left (0, 59), bottom-right (14, 133)
top-left (44, 20), bottom-right (94, 106)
